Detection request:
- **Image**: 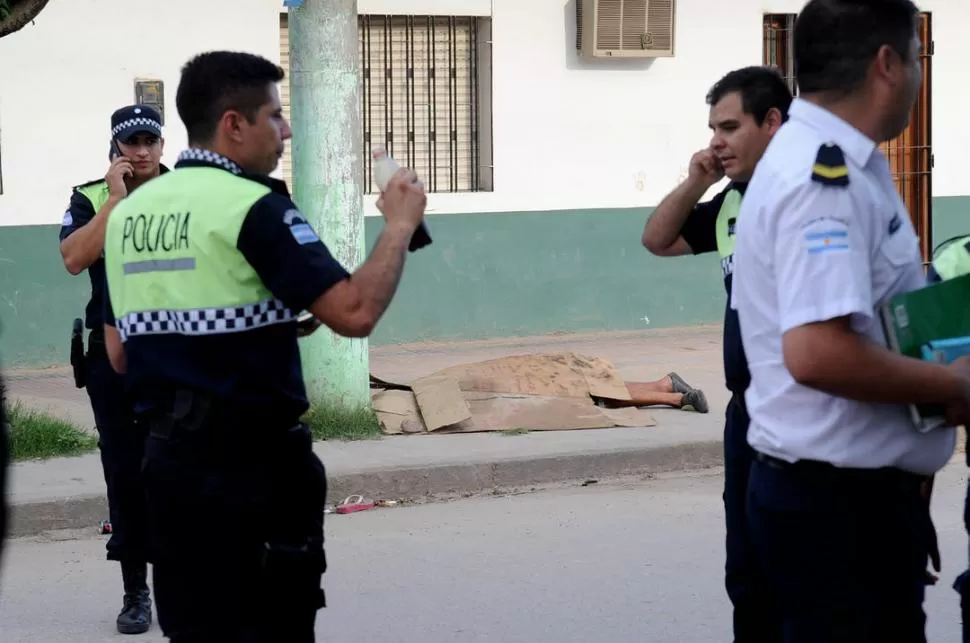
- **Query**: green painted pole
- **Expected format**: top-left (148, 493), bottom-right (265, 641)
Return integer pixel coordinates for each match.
top-left (289, 0), bottom-right (370, 411)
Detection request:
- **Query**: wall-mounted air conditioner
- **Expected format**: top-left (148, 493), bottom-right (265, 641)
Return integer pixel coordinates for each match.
top-left (577, 0), bottom-right (676, 59)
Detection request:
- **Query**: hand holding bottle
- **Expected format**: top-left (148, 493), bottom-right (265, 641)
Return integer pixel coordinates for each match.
top-left (372, 145), bottom-right (433, 252)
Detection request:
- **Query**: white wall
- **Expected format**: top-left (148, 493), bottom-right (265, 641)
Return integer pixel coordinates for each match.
top-left (0, 0), bottom-right (281, 227)
top-left (1, 0), bottom-right (966, 226)
top-left (408, 0), bottom-right (969, 216)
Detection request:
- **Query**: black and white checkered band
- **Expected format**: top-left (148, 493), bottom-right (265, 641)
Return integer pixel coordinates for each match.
top-left (116, 299), bottom-right (294, 341)
top-left (177, 148), bottom-right (244, 175)
top-left (112, 118), bottom-right (162, 138)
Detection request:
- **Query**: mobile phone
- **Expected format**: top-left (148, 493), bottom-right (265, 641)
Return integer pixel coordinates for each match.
top-left (109, 139), bottom-right (123, 161)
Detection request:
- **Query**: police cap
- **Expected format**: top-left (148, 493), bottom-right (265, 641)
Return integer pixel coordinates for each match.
top-left (110, 105), bottom-right (162, 143)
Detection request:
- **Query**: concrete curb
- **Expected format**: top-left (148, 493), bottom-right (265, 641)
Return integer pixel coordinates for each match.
top-left (9, 439), bottom-right (724, 538)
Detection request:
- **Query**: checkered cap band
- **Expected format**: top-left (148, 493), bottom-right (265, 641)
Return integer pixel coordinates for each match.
top-left (177, 148), bottom-right (244, 175)
top-left (116, 299), bottom-right (294, 341)
top-left (112, 117), bottom-right (162, 139)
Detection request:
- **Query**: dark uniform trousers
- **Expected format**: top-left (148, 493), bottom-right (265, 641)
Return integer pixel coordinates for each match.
top-left (142, 393), bottom-right (328, 643)
top-left (85, 333), bottom-right (149, 563)
top-left (722, 392), bottom-right (782, 642)
top-left (747, 451), bottom-right (932, 643)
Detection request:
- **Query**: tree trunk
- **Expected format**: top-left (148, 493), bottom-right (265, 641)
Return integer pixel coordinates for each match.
top-left (0, 0), bottom-right (51, 39)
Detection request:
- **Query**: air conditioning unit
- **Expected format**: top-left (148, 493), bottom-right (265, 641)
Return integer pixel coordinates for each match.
top-left (577, 0), bottom-right (676, 59)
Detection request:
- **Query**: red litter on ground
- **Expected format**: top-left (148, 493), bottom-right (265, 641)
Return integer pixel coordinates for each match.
top-left (335, 495), bottom-right (375, 514)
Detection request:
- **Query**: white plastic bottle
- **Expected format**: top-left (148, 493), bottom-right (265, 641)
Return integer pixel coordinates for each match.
top-left (371, 144), bottom-right (432, 252)
top-left (371, 144), bottom-right (398, 192)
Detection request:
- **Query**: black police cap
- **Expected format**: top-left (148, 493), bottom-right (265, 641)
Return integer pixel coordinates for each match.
top-left (110, 105), bottom-right (162, 143)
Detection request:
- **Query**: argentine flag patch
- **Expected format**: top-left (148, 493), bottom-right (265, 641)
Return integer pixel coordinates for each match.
top-left (802, 217), bottom-right (850, 256)
top-left (283, 208), bottom-right (319, 245)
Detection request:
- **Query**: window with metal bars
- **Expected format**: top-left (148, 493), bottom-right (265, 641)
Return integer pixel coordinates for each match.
top-left (359, 15), bottom-right (492, 195)
top-left (761, 13), bottom-right (934, 262)
top-left (762, 14), bottom-right (796, 95)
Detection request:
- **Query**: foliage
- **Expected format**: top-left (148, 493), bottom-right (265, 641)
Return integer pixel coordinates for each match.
top-left (302, 404), bottom-right (383, 441)
top-left (6, 402), bottom-right (99, 461)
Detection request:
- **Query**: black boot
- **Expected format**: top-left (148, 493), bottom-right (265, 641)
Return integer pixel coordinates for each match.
top-left (117, 561), bottom-right (152, 635)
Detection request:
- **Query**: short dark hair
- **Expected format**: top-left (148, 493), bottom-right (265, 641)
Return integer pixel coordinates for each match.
top-left (794, 0), bottom-right (920, 96)
top-left (706, 66), bottom-right (793, 125)
top-left (176, 51), bottom-right (285, 145)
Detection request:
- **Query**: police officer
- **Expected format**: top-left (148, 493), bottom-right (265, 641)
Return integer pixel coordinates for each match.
top-left (58, 104), bottom-right (167, 634)
top-left (926, 235), bottom-right (970, 641)
top-left (643, 65), bottom-right (791, 643)
top-left (100, 51), bottom-right (427, 643)
top-left (731, 0), bottom-right (970, 639)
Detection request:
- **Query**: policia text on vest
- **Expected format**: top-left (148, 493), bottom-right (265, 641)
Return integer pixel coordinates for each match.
top-left (120, 212), bottom-right (191, 257)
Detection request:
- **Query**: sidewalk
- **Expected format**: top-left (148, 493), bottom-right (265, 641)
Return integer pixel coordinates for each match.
top-left (7, 325), bottom-right (728, 537)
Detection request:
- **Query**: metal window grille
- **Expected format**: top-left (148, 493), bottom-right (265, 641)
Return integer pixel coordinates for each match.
top-left (762, 14), bottom-right (797, 95)
top-left (880, 13), bottom-right (933, 261)
top-left (359, 15), bottom-right (482, 194)
top-left (761, 13), bottom-right (934, 262)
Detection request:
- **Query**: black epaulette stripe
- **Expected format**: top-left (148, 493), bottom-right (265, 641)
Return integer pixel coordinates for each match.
top-left (811, 143), bottom-right (849, 187)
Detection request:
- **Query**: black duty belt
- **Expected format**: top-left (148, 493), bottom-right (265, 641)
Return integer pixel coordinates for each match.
top-left (146, 389), bottom-right (303, 444)
top-left (754, 450), bottom-right (924, 486)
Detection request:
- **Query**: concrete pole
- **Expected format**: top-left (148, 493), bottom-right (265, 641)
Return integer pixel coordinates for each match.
top-left (289, 0), bottom-right (370, 411)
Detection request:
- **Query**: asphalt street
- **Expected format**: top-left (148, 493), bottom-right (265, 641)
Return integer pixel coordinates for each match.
top-left (1, 464), bottom-right (968, 642)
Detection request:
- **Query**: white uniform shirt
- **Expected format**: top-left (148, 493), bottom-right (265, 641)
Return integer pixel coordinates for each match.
top-left (730, 98), bottom-right (955, 476)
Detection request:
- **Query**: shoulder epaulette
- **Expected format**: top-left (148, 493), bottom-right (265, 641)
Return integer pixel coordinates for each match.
top-left (72, 178), bottom-right (107, 192)
top-left (811, 143), bottom-right (849, 187)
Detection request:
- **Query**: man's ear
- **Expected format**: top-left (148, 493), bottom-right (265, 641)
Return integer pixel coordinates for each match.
top-left (219, 110), bottom-right (248, 143)
top-left (763, 107), bottom-right (784, 135)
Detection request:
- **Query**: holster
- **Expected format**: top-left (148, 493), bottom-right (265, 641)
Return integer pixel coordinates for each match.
top-left (69, 318), bottom-right (86, 389)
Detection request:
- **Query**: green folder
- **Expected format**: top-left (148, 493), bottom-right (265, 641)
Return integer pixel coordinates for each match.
top-left (879, 272), bottom-right (970, 432)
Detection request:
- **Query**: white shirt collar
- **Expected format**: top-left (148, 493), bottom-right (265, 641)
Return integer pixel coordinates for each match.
top-left (788, 98), bottom-right (877, 168)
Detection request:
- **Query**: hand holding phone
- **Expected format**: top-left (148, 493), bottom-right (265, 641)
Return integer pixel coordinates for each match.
top-left (105, 139), bottom-right (134, 199)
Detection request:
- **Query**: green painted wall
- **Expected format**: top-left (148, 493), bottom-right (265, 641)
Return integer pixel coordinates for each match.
top-left (2, 196), bottom-right (968, 368)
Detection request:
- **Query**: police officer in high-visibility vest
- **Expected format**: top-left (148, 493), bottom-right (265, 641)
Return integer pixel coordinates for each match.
top-left (642, 65), bottom-right (791, 643)
top-left (731, 0), bottom-right (970, 639)
top-left (101, 51), bottom-right (428, 643)
top-left (927, 235), bottom-right (970, 642)
top-left (58, 104), bottom-right (168, 635)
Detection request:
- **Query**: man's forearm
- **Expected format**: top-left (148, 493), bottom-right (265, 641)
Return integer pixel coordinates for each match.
top-left (60, 198), bottom-right (120, 274)
top-left (642, 179), bottom-right (708, 250)
top-left (784, 324), bottom-right (964, 406)
top-left (349, 225), bottom-right (412, 324)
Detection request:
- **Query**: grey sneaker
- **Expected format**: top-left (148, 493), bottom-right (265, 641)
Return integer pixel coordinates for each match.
top-left (667, 372), bottom-right (694, 394)
top-left (681, 389), bottom-right (710, 414)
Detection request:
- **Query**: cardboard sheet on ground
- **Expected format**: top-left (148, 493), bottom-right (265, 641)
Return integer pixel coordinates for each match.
top-left (370, 352), bottom-right (657, 435)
